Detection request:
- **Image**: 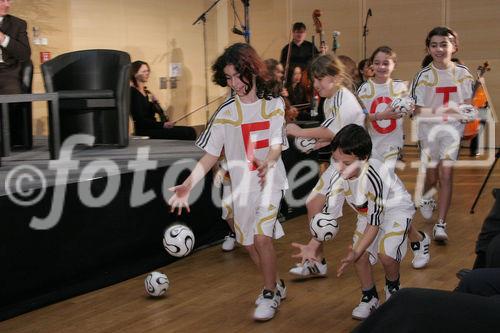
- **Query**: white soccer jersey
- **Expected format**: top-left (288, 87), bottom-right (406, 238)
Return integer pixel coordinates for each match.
top-left (357, 79), bottom-right (407, 154)
top-left (321, 87), bottom-right (365, 135)
top-left (196, 96), bottom-right (289, 194)
top-left (323, 158), bottom-right (415, 226)
top-left (411, 62), bottom-right (474, 140)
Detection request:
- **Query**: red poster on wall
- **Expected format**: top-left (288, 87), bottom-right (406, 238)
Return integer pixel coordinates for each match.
top-left (40, 51), bottom-right (51, 63)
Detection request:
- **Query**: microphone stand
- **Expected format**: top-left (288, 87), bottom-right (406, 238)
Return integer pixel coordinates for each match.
top-left (242, 0), bottom-right (250, 44)
top-left (193, 0), bottom-right (222, 121)
top-left (362, 9), bottom-right (372, 59)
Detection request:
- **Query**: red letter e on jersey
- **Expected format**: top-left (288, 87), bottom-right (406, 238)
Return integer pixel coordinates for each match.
top-left (241, 121), bottom-right (270, 171)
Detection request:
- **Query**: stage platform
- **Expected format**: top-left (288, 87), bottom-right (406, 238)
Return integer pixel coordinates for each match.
top-left (0, 136), bottom-right (316, 321)
top-left (0, 136), bottom-right (204, 196)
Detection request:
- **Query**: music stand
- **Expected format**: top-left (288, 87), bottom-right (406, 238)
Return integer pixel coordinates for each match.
top-left (470, 148), bottom-right (500, 214)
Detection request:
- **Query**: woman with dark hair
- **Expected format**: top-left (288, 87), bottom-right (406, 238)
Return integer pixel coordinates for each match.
top-left (129, 60), bottom-right (196, 140)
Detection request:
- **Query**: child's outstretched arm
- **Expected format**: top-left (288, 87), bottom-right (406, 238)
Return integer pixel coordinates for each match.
top-left (168, 153), bottom-right (219, 215)
top-left (337, 224), bottom-right (379, 277)
top-left (286, 123), bottom-right (334, 140)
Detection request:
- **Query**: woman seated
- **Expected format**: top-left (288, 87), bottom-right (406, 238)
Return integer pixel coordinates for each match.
top-left (285, 65), bottom-right (309, 107)
top-left (130, 61), bottom-right (196, 140)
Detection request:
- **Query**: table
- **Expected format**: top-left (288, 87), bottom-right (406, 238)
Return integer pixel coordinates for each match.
top-left (0, 93), bottom-right (60, 161)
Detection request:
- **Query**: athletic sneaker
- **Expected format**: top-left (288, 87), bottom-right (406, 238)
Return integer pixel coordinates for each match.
top-left (289, 259), bottom-right (327, 278)
top-left (411, 231), bottom-right (430, 269)
top-left (221, 232), bottom-right (236, 252)
top-left (255, 279), bottom-right (287, 306)
top-left (351, 295), bottom-right (379, 320)
top-left (433, 223), bottom-right (448, 241)
top-left (419, 198), bottom-right (436, 220)
top-left (384, 285), bottom-right (400, 301)
top-left (253, 290), bottom-right (279, 321)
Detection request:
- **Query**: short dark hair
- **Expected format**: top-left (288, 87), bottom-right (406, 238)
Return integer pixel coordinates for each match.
top-left (425, 26), bottom-right (459, 52)
top-left (292, 22), bottom-right (306, 31)
top-left (331, 124), bottom-right (372, 160)
top-left (211, 43), bottom-right (272, 99)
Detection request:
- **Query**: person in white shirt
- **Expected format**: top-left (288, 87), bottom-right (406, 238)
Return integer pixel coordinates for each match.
top-left (411, 27), bottom-right (474, 242)
top-left (169, 43), bottom-right (288, 322)
top-left (357, 46), bottom-right (430, 269)
top-left (292, 124), bottom-right (415, 320)
top-left (285, 54), bottom-right (365, 278)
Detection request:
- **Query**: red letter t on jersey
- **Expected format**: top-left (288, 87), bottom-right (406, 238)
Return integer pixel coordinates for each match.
top-left (435, 86), bottom-right (457, 105)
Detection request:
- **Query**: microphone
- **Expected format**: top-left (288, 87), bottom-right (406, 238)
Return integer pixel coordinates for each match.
top-left (332, 31), bottom-right (341, 52)
top-left (232, 27), bottom-right (245, 35)
top-left (368, 8), bottom-right (372, 16)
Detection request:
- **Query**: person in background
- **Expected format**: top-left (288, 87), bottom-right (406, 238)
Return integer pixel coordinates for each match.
top-left (0, 0), bottom-right (30, 94)
top-left (279, 22), bottom-right (319, 78)
top-left (130, 60), bottom-right (196, 140)
top-left (358, 58), bottom-right (374, 87)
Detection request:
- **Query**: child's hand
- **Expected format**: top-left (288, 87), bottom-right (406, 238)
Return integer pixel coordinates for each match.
top-left (213, 169), bottom-right (225, 188)
top-left (255, 159), bottom-right (272, 188)
top-left (377, 105), bottom-right (401, 120)
top-left (337, 245), bottom-right (356, 277)
top-left (168, 184), bottom-right (191, 215)
top-left (291, 242), bottom-right (320, 264)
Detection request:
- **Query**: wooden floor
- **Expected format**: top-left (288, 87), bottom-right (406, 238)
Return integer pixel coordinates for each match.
top-left (1, 147), bottom-right (498, 333)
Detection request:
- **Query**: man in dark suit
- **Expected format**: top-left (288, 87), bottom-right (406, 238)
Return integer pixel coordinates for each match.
top-left (279, 22), bottom-right (318, 78)
top-left (0, 0), bottom-right (31, 94)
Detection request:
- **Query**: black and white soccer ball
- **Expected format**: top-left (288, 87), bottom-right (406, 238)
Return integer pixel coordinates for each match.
top-left (163, 224), bottom-right (195, 257)
top-left (458, 104), bottom-right (479, 123)
top-left (310, 212), bottom-right (339, 241)
top-left (390, 96), bottom-right (415, 116)
top-left (294, 137), bottom-right (317, 153)
top-left (144, 271), bottom-right (169, 297)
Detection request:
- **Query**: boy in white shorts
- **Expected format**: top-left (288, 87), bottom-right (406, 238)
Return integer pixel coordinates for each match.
top-left (169, 43), bottom-right (288, 321)
top-left (293, 124), bottom-right (415, 320)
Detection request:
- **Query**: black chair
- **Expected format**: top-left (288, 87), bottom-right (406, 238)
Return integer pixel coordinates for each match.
top-left (8, 60), bottom-right (33, 149)
top-left (41, 49), bottom-right (130, 147)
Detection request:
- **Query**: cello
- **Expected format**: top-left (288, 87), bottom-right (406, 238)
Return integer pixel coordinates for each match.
top-left (463, 62), bottom-right (491, 140)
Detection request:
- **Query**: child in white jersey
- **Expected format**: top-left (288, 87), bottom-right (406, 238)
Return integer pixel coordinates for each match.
top-left (285, 54), bottom-right (366, 278)
top-left (357, 46), bottom-right (430, 269)
top-left (294, 124), bottom-right (415, 320)
top-left (286, 54), bottom-right (365, 149)
top-left (411, 27), bottom-right (474, 242)
top-left (169, 43), bottom-right (288, 321)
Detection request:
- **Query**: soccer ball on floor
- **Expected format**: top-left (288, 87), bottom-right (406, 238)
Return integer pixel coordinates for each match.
top-left (163, 224), bottom-right (195, 257)
top-left (310, 212), bottom-right (339, 241)
top-left (294, 137), bottom-right (317, 153)
top-left (390, 96), bottom-right (415, 116)
top-left (144, 271), bottom-right (169, 297)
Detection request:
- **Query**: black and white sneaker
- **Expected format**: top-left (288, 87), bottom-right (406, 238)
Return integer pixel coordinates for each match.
top-left (254, 290), bottom-right (279, 321)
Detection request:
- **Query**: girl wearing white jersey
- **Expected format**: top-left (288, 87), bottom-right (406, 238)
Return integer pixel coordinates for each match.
top-left (169, 43), bottom-right (288, 321)
top-left (285, 54), bottom-right (365, 278)
top-left (286, 54), bottom-right (365, 149)
top-left (358, 46), bottom-right (430, 269)
top-left (411, 27), bottom-right (474, 242)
